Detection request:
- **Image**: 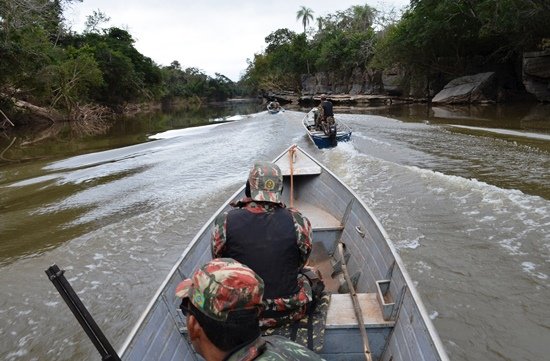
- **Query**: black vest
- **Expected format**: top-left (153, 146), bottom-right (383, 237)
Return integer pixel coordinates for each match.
top-left (322, 101), bottom-right (334, 117)
top-left (224, 206), bottom-right (300, 299)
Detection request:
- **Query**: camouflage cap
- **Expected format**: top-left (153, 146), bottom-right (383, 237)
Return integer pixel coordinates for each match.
top-left (175, 258), bottom-right (264, 322)
top-left (248, 161), bottom-right (283, 203)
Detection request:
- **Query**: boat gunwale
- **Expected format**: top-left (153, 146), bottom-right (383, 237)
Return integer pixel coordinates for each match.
top-left (296, 146), bottom-right (450, 361)
top-left (118, 183), bottom-right (246, 355)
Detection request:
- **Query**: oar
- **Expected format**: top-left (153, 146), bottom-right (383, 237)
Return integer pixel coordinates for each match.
top-left (337, 243), bottom-right (372, 361)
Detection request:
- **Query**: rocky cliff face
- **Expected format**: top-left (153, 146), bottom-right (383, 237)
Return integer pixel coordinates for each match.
top-left (300, 68), bottom-right (407, 99)
top-left (523, 50), bottom-right (550, 102)
top-left (292, 52), bottom-right (549, 104)
top-left (302, 69), bottom-right (380, 96)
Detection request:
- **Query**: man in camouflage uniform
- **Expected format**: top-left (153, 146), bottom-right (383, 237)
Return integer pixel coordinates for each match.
top-left (318, 95), bottom-right (335, 136)
top-left (176, 258), bottom-right (323, 360)
top-left (211, 161), bottom-right (314, 328)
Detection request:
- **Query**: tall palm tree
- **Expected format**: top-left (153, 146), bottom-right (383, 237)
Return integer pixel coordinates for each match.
top-left (350, 5), bottom-right (376, 31)
top-left (296, 6), bottom-right (314, 34)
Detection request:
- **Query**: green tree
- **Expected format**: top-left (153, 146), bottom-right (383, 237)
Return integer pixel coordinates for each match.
top-left (40, 50), bottom-right (103, 113)
top-left (296, 6), bottom-right (314, 34)
top-left (373, 0), bottom-right (550, 74)
top-left (76, 27), bottom-right (162, 107)
top-left (312, 6), bottom-right (377, 76)
top-left (84, 10), bottom-right (110, 34)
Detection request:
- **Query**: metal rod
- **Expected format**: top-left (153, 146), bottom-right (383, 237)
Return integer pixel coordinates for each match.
top-left (289, 145), bottom-right (296, 208)
top-left (337, 243), bottom-right (372, 361)
top-left (45, 264), bottom-right (121, 361)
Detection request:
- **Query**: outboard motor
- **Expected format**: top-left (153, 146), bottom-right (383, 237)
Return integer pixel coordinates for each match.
top-left (329, 124), bottom-right (337, 146)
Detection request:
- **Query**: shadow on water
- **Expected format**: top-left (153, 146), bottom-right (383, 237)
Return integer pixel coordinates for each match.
top-left (359, 102), bottom-right (550, 132)
top-left (0, 99), bottom-right (264, 166)
top-left (0, 99), bottom-right (264, 265)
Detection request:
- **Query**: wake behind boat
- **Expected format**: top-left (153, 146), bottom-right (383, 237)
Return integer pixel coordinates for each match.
top-left (303, 109), bottom-right (352, 149)
top-left (117, 145), bottom-right (449, 361)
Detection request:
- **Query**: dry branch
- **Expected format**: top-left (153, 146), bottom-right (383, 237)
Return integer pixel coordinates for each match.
top-left (0, 108), bottom-right (15, 128)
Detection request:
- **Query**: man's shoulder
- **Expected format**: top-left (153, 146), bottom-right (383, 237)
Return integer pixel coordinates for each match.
top-left (214, 211), bottom-right (229, 221)
top-left (287, 207), bottom-right (310, 223)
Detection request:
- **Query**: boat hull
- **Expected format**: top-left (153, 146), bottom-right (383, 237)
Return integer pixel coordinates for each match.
top-left (303, 110), bottom-right (352, 149)
top-left (119, 146), bottom-right (448, 361)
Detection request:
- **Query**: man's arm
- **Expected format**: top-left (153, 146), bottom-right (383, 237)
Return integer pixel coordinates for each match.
top-left (289, 209), bottom-right (313, 266)
top-left (211, 212), bottom-right (229, 258)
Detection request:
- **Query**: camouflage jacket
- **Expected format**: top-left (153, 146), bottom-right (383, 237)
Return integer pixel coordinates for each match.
top-left (211, 198), bottom-right (313, 326)
top-left (225, 335), bottom-right (324, 361)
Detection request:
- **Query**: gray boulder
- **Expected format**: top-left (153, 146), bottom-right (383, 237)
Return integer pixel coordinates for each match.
top-left (432, 72), bottom-right (496, 104)
top-left (523, 50), bottom-right (550, 102)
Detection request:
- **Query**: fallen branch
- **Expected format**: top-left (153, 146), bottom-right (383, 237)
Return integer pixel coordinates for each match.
top-left (70, 104), bottom-right (112, 136)
top-left (0, 108), bottom-right (15, 128)
top-left (12, 98), bottom-right (62, 123)
top-left (0, 136), bottom-right (17, 162)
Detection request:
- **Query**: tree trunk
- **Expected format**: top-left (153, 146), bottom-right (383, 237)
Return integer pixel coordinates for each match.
top-left (1, 93), bottom-right (64, 123)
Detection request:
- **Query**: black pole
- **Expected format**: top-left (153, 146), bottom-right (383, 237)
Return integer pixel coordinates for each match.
top-left (45, 264), bottom-right (121, 361)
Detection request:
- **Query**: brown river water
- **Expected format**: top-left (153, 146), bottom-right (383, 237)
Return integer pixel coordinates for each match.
top-left (0, 101), bottom-right (549, 360)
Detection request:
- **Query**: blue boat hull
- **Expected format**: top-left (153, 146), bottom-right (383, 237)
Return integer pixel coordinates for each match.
top-left (303, 109), bottom-right (352, 149)
top-left (310, 131), bottom-right (351, 149)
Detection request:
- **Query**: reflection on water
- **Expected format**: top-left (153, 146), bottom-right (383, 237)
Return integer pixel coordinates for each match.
top-left (363, 102), bottom-right (550, 132)
top-left (0, 100), bottom-right (264, 266)
top-left (0, 99), bottom-right (264, 165)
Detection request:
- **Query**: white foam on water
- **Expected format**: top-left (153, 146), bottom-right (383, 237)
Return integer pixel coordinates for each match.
top-left (225, 114), bottom-right (245, 121)
top-left (331, 142), bottom-right (549, 270)
top-left (5, 349), bottom-right (28, 359)
top-left (148, 122), bottom-right (222, 139)
top-left (415, 261), bottom-right (432, 273)
top-left (352, 131), bottom-right (393, 146)
top-left (449, 125), bottom-right (550, 141)
top-left (498, 238), bottom-right (527, 256)
top-left (396, 236), bottom-right (422, 249)
top-left (521, 262), bottom-right (548, 280)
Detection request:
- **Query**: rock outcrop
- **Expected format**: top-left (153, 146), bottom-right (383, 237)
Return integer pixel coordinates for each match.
top-left (269, 55), bottom-right (547, 105)
top-left (431, 72), bottom-right (496, 104)
top-left (523, 50), bottom-right (550, 102)
top-left (301, 68), bottom-right (405, 96)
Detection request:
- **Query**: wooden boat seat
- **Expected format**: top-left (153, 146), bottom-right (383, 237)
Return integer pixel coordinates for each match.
top-left (326, 293), bottom-right (395, 329)
top-left (293, 202), bottom-right (342, 231)
top-left (321, 293), bottom-right (395, 360)
top-left (294, 202), bottom-right (343, 251)
top-left (276, 157), bottom-right (321, 176)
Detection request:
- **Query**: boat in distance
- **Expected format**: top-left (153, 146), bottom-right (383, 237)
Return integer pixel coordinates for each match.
top-left (119, 145), bottom-right (449, 361)
top-left (267, 102), bottom-right (283, 114)
top-left (303, 109), bottom-right (352, 149)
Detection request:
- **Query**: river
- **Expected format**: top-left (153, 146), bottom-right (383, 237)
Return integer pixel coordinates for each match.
top-left (1, 101), bottom-right (549, 361)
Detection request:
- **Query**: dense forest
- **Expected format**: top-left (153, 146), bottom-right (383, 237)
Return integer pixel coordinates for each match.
top-left (0, 0), bottom-right (241, 126)
top-left (244, 0), bottom-right (550, 99)
top-left (1, 0), bottom-right (549, 127)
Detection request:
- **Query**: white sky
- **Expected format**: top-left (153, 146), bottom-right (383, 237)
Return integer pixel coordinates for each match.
top-left (65, 0), bottom-right (410, 81)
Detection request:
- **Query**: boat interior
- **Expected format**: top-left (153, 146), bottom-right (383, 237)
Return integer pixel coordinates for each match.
top-left (120, 146), bottom-right (446, 361)
top-left (274, 149), bottom-right (398, 360)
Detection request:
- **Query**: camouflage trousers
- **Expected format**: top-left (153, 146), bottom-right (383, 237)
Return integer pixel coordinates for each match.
top-left (262, 291), bottom-right (331, 353)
